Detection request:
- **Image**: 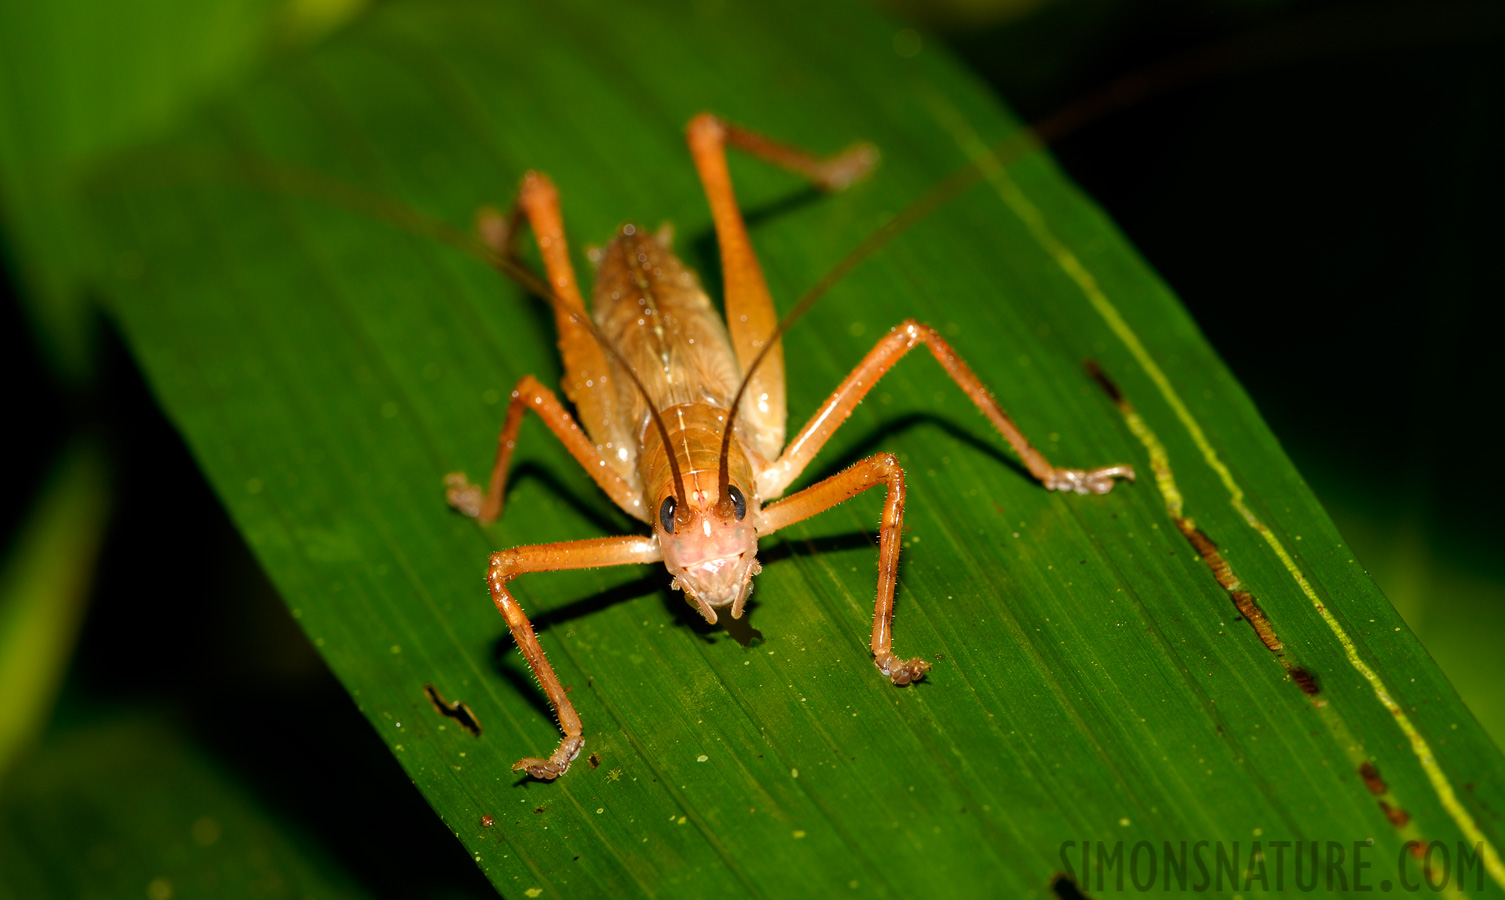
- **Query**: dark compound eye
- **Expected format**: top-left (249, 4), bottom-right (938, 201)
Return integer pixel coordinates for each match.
top-left (726, 485), bottom-right (747, 521)
top-left (659, 496), bottom-right (677, 533)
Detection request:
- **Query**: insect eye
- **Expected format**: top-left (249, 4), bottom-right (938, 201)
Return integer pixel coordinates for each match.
top-left (727, 485), bottom-right (747, 521)
top-left (659, 496), bottom-right (677, 533)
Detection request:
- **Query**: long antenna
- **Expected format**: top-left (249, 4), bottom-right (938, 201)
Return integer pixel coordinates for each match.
top-left (200, 154), bottom-right (694, 516)
top-left (715, 2), bottom-right (1484, 504)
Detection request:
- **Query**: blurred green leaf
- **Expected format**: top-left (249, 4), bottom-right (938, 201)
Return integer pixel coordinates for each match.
top-left (0, 710), bottom-right (370, 899)
top-left (0, 0), bottom-right (364, 380)
top-left (0, 440), bottom-right (109, 781)
top-left (43, 0), bottom-right (1505, 895)
top-left (1299, 452), bottom-right (1505, 752)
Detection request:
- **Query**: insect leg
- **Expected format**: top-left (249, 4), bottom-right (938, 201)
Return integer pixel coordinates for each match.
top-left (688, 113), bottom-right (879, 193)
top-left (445, 375), bottom-right (647, 524)
top-left (759, 319), bottom-right (1135, 499)
top-left (758, 453), bottom-right (928, 684)
top-left (685, 113), bottom-right (878, 459)
top-left (476, 172), bottom-right (632, 470)
top-left (488, 535), bottom-right (663, 779)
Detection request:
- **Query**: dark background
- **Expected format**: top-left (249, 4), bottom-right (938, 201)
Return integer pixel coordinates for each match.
top-left (945, 0), bottom-right (1505, 741)
top-left (2, 0), bottom-right (1500, 895)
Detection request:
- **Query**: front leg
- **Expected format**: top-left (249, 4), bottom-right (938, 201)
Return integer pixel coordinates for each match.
top-left (759, 319), bottom-right (1135, 499)
top-left (488, 535), bottom-right (662, 779)
top-left (758, 453), bottom-right (929, 685)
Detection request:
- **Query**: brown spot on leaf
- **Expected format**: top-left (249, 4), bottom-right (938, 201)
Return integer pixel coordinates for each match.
top-left (1359, 761), bottom-right (1388, 795)
top-left (533, 806), bottom-right (546, 815)
top-left (1092, 361), bottom-right (1326, 707)
top-left (1173, 518), bottom-right (1283, 651)
top-left (1179, 523), bottom-right (1234, 585)
top-left (588, 753), bottom-right (601, 769)
top-left (1083, 360), bottom-right (1123, 405)
top-left (1289, 666), bottom-right (1320, 695)
top-left (1088, 361), bottom-right (1291, 657)
top-left (1380, 800), bottom-right (1411, 828)
top-left (423, 683), bottom-right (483, 737)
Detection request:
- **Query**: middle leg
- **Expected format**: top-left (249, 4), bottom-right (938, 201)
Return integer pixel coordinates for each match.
top-left (445, 375), bottom-right (646, 525)
top-left (757, 319), bottom-right (1135, 499)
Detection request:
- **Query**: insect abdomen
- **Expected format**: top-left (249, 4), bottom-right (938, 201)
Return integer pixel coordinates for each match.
top-left (591, 224), bottom-right (743, 444)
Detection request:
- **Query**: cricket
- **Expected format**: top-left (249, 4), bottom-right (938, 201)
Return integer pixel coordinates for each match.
top-left (441, 112), bottom-right (1136, 779)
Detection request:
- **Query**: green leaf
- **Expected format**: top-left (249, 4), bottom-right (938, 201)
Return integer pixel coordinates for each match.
top-left (70, 0), bottom-right (1505, 895)
top-left (0, 440), bottom-right (110, 781)
top-left (0, 0), bottom-right (364, 379)
top-left (0, 710), bottom-right (370, 899)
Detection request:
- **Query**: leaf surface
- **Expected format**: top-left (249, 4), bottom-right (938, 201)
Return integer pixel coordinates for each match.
top-left (79, 0), bottom-right (1505, 895)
